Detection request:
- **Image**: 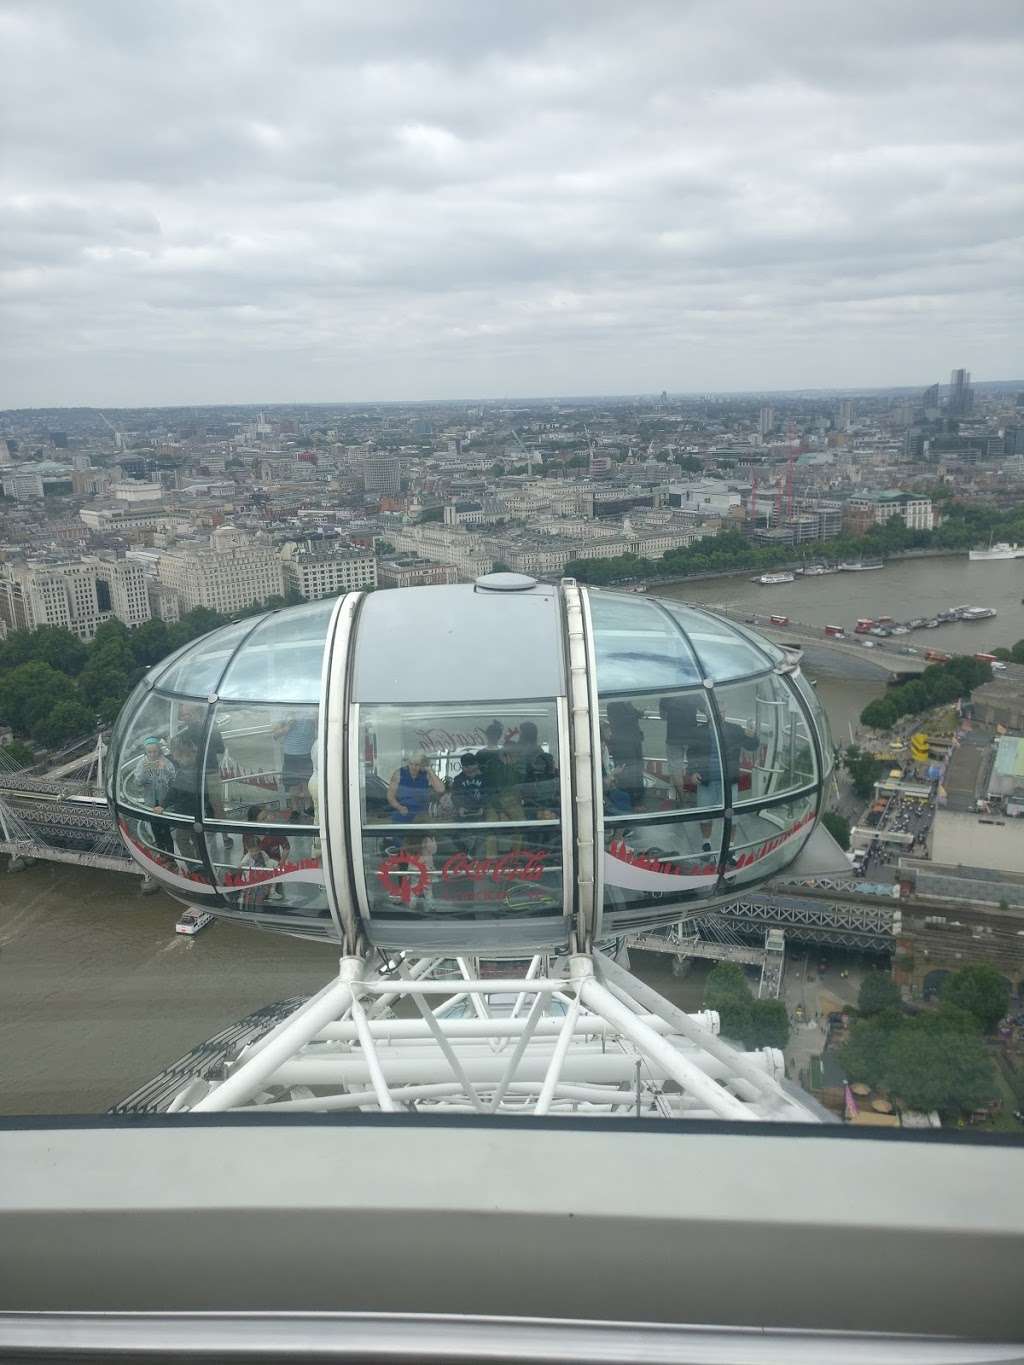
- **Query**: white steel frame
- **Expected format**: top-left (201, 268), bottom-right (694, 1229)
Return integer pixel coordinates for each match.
top-left (188, 947), bottom-right (821, 1121)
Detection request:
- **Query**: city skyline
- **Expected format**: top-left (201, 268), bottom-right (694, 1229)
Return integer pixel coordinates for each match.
top-left (1, 1), bottom-right (1022, 407)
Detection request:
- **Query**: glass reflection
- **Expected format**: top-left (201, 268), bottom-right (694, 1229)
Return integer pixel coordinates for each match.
top-left (602, 816), bottom-right (726, 920)
top-left (724, 794), bottom-right (817, 886)
top-left (153, 617), bottom-right (262, 697)
top-left (599, 689), bottom-right (724, 816)
top-left (660, 601), bottom-right (776, 681)
top-left (716, 674), bottom-right (816, 804)
top-left (206, 821), bottom-right (328, 918)
top-left (218, 599), bottom-right (334, 702)
top-left (119, 813), bottom-right (213, 886)
top-left (793, 671), bottom-right (835, 777)
top-left (207, 702), bottom-right (319, 823)
top-left (589, 591), bottom-right (701, 692)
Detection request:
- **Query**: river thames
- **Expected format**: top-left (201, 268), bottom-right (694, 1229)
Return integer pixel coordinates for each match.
top-left (662, 552), bottom-right (1024, 738)
top-left (2, 554), bottom-right (1021, 1113)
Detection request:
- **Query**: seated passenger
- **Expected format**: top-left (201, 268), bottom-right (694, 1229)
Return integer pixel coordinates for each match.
top-left (451, 752), bottom-right (486, 820)
top-left (387, 751), bottom-right (445, 823)
top-left (509, 721), bottom-right (557, 819)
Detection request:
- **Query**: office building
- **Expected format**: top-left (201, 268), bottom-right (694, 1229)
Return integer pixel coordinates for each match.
top-left (948, 368), bottom-right (973, 417)
top-left (280, 540), bottom-right (378, 601)
top-left (758, 406), bottom-right (774, 438)
top-left (362, 455), bottom-right (401, 497)
top-left (157, 527), bottom-right (285, 615)
top-left (0, 557), bottom-right (150, 641)
top-left (846, 490), bottom-right (934, 533)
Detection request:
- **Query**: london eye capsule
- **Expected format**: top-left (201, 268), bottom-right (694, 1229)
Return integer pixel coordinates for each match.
top-left (108, 576), bottom-right (841, 954)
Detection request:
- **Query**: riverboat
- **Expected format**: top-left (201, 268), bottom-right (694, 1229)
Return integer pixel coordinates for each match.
top-left (838, 560), bottom-right (883, 572)
top-left (958, 606), bottom-right (997, 622)
top-left (968, 542), bottom-right (1024, 561)
top-left (756, 572), bottom-right (795, 585)
top-left (175, 910), bottom-right (214, 936)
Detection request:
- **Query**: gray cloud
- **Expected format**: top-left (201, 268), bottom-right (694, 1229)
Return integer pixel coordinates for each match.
top-left (0, 0), bottom-right (1021, 405)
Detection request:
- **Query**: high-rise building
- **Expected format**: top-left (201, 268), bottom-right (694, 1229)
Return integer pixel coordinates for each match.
top-left (280, 540), bottom-right (378, 601)
top-left (758, 406), bottom-right (774, 438)
top-left (157, 528), bottom-right (285, 616)
top-left (948, 368), bottom-right (973, 417)
top-left (837, 400), bottom-right (854, 431)
top-left (362, 454), bottom-right (401, 497)
top-left (922, 384), bottom-right (941, 420)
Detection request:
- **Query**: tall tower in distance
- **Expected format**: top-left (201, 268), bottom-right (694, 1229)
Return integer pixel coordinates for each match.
top-left (758, 405), bottom-right (774, 438)
top-left (948, 368), bottom-right (973, 417)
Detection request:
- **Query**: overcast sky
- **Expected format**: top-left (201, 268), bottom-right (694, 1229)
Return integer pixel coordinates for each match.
top-left (1, 0), bottom-right (1021, 407)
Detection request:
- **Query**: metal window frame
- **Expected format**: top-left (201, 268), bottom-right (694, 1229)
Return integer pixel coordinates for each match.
top-left (322, 592), bottom-right (364, 948)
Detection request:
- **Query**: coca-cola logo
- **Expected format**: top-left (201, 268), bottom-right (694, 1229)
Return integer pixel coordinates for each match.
top-left (377, 852), bottom-right (429, 905)
top-left (375, 848), bottom-right (548, 905)
top-left (414, 727), bottom-right (488, 752)
top-left (441, 851), bottom-right (546, 883)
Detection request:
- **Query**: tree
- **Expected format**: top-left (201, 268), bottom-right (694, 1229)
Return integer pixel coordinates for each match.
top-left (861, 697), bottom-right (899, 730)
top-left (822, 811), bottom-right (850, 850)
top-left (841, 1009), bottom-right (906, 1090)
top-left (857, 972), bottom-right (902, 1016)
top-left (746, 999), bottom-right (791, 1050)
top-left (0, 625), bottom-right (88, 677)
top-left (704, 962), bottom-right (761, 1045)
top-left (32, 699), bottom-right (95, 749)
top-left (129, 618), bottom-right (171, 668)
top-left (491, 561), bottom-right (513, 574)
top-left (704, 962), bottom-right (751, 1008)
top-left (843, 746), bottom-right (886, 799)
top-left (881, 1015), bottom-right (995, 1115)
top-left (941, 965), bottom-right (1011, 1034)
top-left (0, 662), bottom-right (79, 737)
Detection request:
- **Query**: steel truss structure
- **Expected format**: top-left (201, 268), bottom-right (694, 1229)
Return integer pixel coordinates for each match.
top-left (178, 948), bottom-right (823, 1122)
top-left (717, 892), bottom-right (898, 951)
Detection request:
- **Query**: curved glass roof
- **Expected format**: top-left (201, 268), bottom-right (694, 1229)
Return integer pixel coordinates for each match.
top-left (589, 590), bottom-right (779, 690)
top-left (146, 600), bottom-right (334, 702)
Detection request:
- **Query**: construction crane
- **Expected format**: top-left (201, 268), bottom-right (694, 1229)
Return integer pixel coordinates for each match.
top-left (509, 428), bottom-right (536, 475)
top-left (96, 411), bottom-right (125, 452)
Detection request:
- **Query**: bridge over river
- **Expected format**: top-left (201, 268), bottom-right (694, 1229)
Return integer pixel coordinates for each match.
top-left (713, 608), bottom-right (929, 679)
